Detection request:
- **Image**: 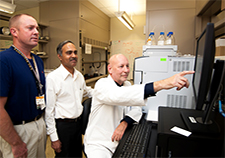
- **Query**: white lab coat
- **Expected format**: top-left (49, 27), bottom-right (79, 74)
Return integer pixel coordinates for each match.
top-left (84, 75), bottom-right (146, 156)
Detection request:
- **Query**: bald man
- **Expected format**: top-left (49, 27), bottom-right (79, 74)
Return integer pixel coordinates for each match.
top-left (84, 54), bottom-right (194, 158)
top-left (0, 14), bottom-right (46, 158)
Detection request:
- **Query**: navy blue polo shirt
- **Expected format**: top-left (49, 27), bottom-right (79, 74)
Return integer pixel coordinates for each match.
top-left (0, 46), bottom-right (46, 123)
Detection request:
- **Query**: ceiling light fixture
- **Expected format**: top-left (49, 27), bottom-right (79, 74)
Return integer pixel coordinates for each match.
top-left (115, 0), bottom-right (135, 30)
top-left (115, 11), bottom-right (135, 30)
top-left (0, 0), bottom-right (16, 14)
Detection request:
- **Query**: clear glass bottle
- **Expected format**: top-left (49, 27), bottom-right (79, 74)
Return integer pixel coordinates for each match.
top-left (147, 32), bottom-right (156, 45)
top-left (166, 32), bottom-right (175, 45)
top-left (157, 32), bottom-right (166, 45)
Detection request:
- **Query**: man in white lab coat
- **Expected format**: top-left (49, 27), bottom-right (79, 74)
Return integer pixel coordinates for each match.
top-left (84, 54), bottom-right (194, 157)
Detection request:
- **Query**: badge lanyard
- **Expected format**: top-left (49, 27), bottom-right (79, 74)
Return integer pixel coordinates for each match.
top-left (12, 45), bottom-right (43, 96)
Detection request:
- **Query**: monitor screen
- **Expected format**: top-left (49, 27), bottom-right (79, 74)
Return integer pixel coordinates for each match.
top-left (180, 23), bottom-right (224, 134)
top-left (192, 23), bottom-right (215, 111)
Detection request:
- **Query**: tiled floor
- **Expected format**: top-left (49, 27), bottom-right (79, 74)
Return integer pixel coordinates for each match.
top-left (45, 136), bottom-right (55, 158)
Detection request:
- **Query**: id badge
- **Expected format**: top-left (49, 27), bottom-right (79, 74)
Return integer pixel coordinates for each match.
top-left (36, 95), bottom-right (46, 110)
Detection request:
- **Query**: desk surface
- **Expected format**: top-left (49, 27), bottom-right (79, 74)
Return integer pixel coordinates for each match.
top-left (158, 107), bottom-right (224, 139)
top-left (157, 107), bottom-right (224, 157)
top-left (113, 107), bottom-right (224, 157)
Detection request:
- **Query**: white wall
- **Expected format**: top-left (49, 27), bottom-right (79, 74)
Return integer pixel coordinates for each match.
top-left (146, 0), bottom-right (196, 55)
top-left (110, 15), bottom-right (146, 79)
top-left (13, 7), bottom-right (39, 21)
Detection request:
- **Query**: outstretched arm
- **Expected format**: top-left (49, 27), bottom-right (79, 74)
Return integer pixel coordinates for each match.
top-left (153, 71), bottom-right (195, 92)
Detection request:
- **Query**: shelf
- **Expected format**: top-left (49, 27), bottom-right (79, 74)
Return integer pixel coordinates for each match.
top-left (215, 17), bottom-right (225, 30)
top-left (85, 74), bottom-right (107, 84)
top-left (82, 44), bottom-right (108, 50)
top-left (215, 17), bottom-right (225, 38)
top-left (38, 55), bottom-right (48, 59)
top-left (38, 23), bottom-right (49, 28)
top-left (0, 16), bottom-right (50, 65)
top-left (82, 60), bottom-right (107, 64)
top-left (0, 35), bottom-right (50, 43)
top-left (0, 13), bottom-right (11, 21)
top-left (0, 34), bottom-right (12, 40)
top-left (196, 17), bottom-right (225, 39)
top-left (39, 39), bottom-right (48, 43)
top-left (197, 0), bottom-right (221, 16)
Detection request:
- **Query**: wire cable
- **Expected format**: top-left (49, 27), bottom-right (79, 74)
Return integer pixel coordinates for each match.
top-left (219, 100), bottom-right (225, 117)
top-left (208, 61), bottom-right (225, 118)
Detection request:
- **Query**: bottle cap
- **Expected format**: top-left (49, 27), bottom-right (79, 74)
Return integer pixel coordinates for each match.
top-left (160, 32), bottom-right (164, 35)
top-left (149, 32), bottom-right (154, 35)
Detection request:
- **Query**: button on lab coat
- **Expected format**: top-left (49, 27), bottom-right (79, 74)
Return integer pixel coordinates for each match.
top-left (84, 75), bottom-right (146, 154)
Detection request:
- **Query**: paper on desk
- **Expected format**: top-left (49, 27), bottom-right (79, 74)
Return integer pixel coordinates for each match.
top-left (146, 110), bottom-right (158, 122)
top-left (146, 105), bottom-right (167, 122)
top-left (171, 126), bottom-right (192, 137)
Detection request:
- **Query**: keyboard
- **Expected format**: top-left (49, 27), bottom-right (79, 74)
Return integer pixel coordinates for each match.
top-left (112, 121), bottom-right (152, 158)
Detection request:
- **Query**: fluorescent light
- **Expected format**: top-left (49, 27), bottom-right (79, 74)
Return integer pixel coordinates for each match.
top-left (0, 0), bottom-right (16, 14)
top-left (115, 11), bottom-right (135, 30)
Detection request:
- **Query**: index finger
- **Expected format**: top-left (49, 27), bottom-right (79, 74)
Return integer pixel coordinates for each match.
top-left (111, 134), bottom-right (115, 142)
top-left (180, 71), bottom-right (195, 76)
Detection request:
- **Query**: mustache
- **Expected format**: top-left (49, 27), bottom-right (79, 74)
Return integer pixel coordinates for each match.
top-left (69, 57), bottom-right (77, 62)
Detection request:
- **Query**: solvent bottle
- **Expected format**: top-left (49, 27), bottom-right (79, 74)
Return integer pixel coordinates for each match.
top-left (147, 32), bottom-right (156, 45)
top-left (166, 32), bottom-right (175, 45)
top-left (157, 32), bottom-right (166, 45)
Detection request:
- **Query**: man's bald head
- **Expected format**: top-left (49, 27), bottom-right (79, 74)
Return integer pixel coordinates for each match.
top-left (108, 54), bottom-right (130, 85)
top-left (9, 13), bottom-right (33, 29)
top-left (108, 54), bottom-right (127, 67)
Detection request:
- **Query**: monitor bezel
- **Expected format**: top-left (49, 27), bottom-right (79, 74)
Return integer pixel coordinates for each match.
top-left (192, 22), bottom-right (216, 111)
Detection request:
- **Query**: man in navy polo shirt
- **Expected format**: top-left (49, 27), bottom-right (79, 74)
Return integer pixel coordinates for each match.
top-left (0, 14), bottom-right (46, 158)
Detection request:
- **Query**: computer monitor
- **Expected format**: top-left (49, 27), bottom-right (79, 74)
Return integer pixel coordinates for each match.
top-left (180, 23), bottom-right (225, 134)
top-left (202, 60), bottom-right (225, 124)
top-left (192, 23), bottom-right (215, 111)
